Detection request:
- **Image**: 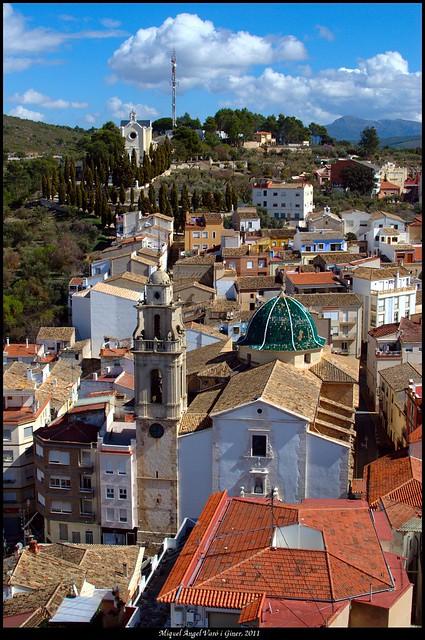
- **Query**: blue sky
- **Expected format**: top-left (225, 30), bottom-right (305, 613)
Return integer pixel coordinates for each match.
top-left (4, 3), bottom-right (422, 129)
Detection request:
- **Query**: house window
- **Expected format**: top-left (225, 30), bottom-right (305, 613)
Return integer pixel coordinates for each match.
top-left (80, 475), bottom-right (92, 491)
top-left (246, 261), bottom-right (253, 269)
top-left (304, 353), bottom-right (311, 364)
top-left (305, 246), bottom-right (312, 252)
top-left (233, 326), bottom-right (240, 335)
top-left (212, 231), bottom-right (216, 239)
top-left (117, 461), bottom-right (127, 476)
top-left (72, 531), bottom-right (81, 543)
top-left (80, 499), bottom-right (93, 515)
top-left (392, 237), bottom-right (398, 243)
top-left (202, 231), bottom-right (208, 238)
top-left (36, 468), bottom-right (44, 483)
top-left (263, 201), bottom-right (267, 207)
top-left (273, 192), bottom-right (278, 196)
top-left (80, 450), bottom-right (92, 467)
top-left (252, 435), bottom-right (267, 457)
top-left (51, 500), bottom-right (72, 513)
top-left (341, 342), bottom-right (348, 351)
top-left (37, 492), bottom-right (45, 506)
top-left (375, 235), bottom-right (379, 241)
top-left (50, 476), bottom-right (71, 489)
top-left (263, 191), bottom-right (267, 197)
top-left (105, 466), bottom-right (113, 475)
top-left (272, 203), bottom-right (278, 207)
top-left (49, 450), bottom-right (70, 465)
top-left (394, 312), bottom-right (399, 322)
top-left (59, 524), bottom-right (68, 541)
top-left (3, 430), bottom-right (12, 442)
top-left (192, 232), bottom-right (200, 238)
top-left (119, 509), bottom-right (127, 523)
top-left (394, 225), bottom-right (398, 230)
top-left (106, 508), bottom-right (115, 521)
top-left (36, 443), bottom-right (44, 457)
top-left (317, 244), bottom-right (324, 250)
top-left (295, 204), bottom-right (300, 208)
top-left (119, 488), bottom-right (127, 500)
top-left (106, 487), bottom-right (114, 499)
top-left (3, 450), bottom-right (14, 463)
top-left (24, 426), bottom-right (33, 439)
top-left (85, 531), bottom-right (93, 544)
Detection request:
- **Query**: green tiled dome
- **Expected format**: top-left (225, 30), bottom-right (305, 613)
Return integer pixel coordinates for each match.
top-left (237, 293), bottom-right (326, 352)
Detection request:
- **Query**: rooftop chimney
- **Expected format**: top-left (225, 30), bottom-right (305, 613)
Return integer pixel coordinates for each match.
top-left (26, 338), bottom-right (29, 348)
top-left (6, 337), bottom-right (10, 346)
top-left (28, 539), bottom-right (39, 554)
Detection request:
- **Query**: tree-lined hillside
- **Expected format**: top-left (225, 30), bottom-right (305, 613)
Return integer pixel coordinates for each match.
top-left (3, 114), bottom-right (88, 157)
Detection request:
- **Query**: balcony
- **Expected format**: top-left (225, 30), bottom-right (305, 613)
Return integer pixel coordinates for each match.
top-left (79, 486), bottom-right (94, 495)
top-left (133, 339), bottom-right (181, 353)
top-left (80, 512), bottom-right (96, 521)
top-left (375, 349), bottom-right (402, 359)
top-left (78, 462), bottom-right (94, 472)
top-left (370, 286), bottom-right (416, 296)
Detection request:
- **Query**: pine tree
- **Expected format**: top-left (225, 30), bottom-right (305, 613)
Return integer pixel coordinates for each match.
top-left (119, 185), bottom-right (126, 205)
top-left (180, 184), bottom-right (190, 216)
top-left (192, 189), bottom-right (200, 211)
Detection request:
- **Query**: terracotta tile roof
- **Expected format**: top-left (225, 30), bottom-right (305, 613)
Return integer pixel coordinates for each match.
top-left (398, 317), bottom-right (422, 343)
top-left (286, 272), bottom-right (341, 285)
top-left (296, 230), bottom-right (344, 242)
top-left (311, 353), bottom-right (359, 384)
top-left (36, 417), bottom-right (99, 444)
top-left (203, 212), bottom-right (223, 225)
top-left (90, 282), bottom-right (142, 301)
top-left (368, 323), bottom-right (399, 338)
top-left (174, 281), bottom-right (216, 293)
top-left (158, 493), bottom-right (393, 611)
top-left (69, 277), bottom-right (84, 286)
top-left (100, 347), bottom-right (130, 358)
top-left (106, 271), bottom-right (148, 285)
top-left (293, 293), bottom-right (362, 308)
top-left (238, 595), bottom-right (265, 623)
top-left (36, 327), bottom-right (75, 342)
top-left (258, 598), bottom-right (349, 628)
top-left (379, 361), bottom-right (422, 391)
top-left (237, 276), bottom-right (281, 291)
top-left (179, 413), bottom-right (213, 435)
top-left (361, 449), bottom-right (422, 507)
top-left (353, 266), bottom-right (409, 280)
top-left (211, 360), bottom-right (322, 422)
top-left (186, 339), bottom-right (236, 376)
top-left (370, 210), bottom-right (405, 222)
top-left (131, 253), bottom-right (157, 266)
top-left (380, 181), bottom-right (401, 190)
top-left (175, 254), bottom-right (216, 265)
top-left (408, 425), bottom-right (422, 443)
top-left (3, 361), bottom-right (39, 392)
top-left (114, 371), bottom-right (135, 391)
top-left (3, 343), bottom-right (40, 358)
top-left (3, 396), bottom-right (50, 426)
top-left (38, 360), bottom-right (81, 411)
top-left (313, 252), bottom-right (354, 264)
top-left (198, 361), bottom-right (234, 378)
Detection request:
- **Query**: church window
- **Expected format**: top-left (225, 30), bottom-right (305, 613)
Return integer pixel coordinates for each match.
top-left (253, 477), bottom-right (264, 494)
top-left (129, 132), bottom-right (137, 140)
top-left (150, 370), bottom-right (163, 403)
top-left (154, 314), bottom-right (161, 339)
top-left (304, 353), bottom-right (311, 364)
top-left (252, 435), bottom-right (267, 457)
top-left (154, 291), bottom-right (160, 300)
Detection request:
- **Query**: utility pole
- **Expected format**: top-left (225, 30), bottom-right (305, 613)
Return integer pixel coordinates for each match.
top-left (171, 51), bottom-right (177, 128)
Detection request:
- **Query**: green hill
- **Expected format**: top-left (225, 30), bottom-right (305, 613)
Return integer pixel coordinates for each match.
top-left (3, 114), bottom-right (89, 157)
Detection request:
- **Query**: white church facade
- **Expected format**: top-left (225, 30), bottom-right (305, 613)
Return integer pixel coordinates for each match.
top-left (120, 110), bottom-right (153, 164)
top-left (133, 274), bottom-right (359, 547)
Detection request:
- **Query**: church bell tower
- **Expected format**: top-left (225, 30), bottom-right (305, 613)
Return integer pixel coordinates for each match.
top-left (132, 267), bottom-right (187, 548)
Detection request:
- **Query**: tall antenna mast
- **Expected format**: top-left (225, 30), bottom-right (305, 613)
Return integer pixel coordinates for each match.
top-left (171, 50), bottom-right (177, 128)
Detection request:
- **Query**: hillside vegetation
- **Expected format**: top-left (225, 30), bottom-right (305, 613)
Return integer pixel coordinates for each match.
top-left (3, 114), bottom-right (88, 157)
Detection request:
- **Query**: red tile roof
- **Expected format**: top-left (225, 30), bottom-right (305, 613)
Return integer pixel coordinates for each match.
top-left (408, 425), bottom-right (422, 443)
top-left (35, 417), bottom-right (100, 444)
top-left (380, 181), bottom-right (400, 191)
top-left (286, 272), bottom-right (340, 285)
top-left (361, 449), bottom-right (422, 509)
top-left (3, 397), bottom-right (50, 426)
top-left (368, 323), bottom-right (399, 338)
top-left (100, 347), bottom-right (129, 358)
top-left (4, 343), bottom-right (40, 358)
top-left (158, 492), bottom-right (394, 613)
top-left (114, 372), bottom-right (134, 391)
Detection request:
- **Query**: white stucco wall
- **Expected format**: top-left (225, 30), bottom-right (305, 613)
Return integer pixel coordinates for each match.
top-left (185, 330), bottom-right (222, 352)
top-left (72, 290), bottom-right (91, 341)
top-left (305, 431), bottom-right (350, 498)
top-left (216, 277), bottom-right (237, 300)
top-left (90, 291), bottom-right (138, 358)
top-left (178, 429), bottom-right (212, 523)
top-left (212, 400), bottom-right (308, 503)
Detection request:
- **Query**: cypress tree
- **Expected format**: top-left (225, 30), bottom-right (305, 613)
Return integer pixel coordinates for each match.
top-left (192, 189), bottom-right (200, 211)
top-left (170, 182), bottom-right (179, 218)
top-left (180, 184), bottom-right (190, 215)
top-left (58, 181), bottom-right (66, 205)
top-left (130, 187), bottom-right (135, 207)
top-left (119, 185), bottom-right (126, 205)
top-left (158, 183), bottom-right (168, 215)
top-left (213, 191), bottom-right (223, 212)
top-left (148, 184), bottom-right (156, 210)
top-left (110, 188), bottom-right (118, 205)
top-left (143, 154), bottom-right (152, 183)
top-left (225, 183), bottom-right (232, 211)
top-left (231, 185), bottom-right (238, 211)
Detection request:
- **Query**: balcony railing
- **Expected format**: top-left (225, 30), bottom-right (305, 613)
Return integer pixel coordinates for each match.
top-left (375, 349), bottom-right (402, 359)
top-left (133, 339), bottom-right (181, 353)
top-left (80, 511), bottom-right (95, 520)
top-left (79, 486), bottom-right (94, 495)
top-left (370, 286), bottom-right (416, 296)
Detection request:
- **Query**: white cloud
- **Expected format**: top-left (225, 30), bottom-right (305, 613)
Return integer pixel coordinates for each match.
top-left (84, 113), bottom-right (98, 125)
top-left (9, 105), bottom-right (45, 121)
top-left (101, 18), bottom-right (122, 28)
top-left (315, 25), bottom-right (335, 41)
top-left (10, 89), bottom-right (88, 109)
top-left (108, 13), bottom-right (307, 91)
top-left (107, 97), bottom-right (159, 120)
top-left (4, 3), bottom-right (127, 72)
top-left (222, 51), bottom-right (421, 123)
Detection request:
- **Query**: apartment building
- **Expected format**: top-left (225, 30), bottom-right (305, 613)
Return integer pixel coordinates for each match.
top-left (361, 211), bottom-right (407, 256)
top-left (352, 266), bottom-right (417, 341)
top-left (338, 209), bottom-right (371, 237)
top-left (378, 362), bottom-right (422, 449)
top-left (236, 275), bottom-right (283, 311)
top-left (184, 213), bottom-right (224, 253)
top-left (97, 421), bottom-right (138, 545)
top-left (34, 403), bottom-right (110, 544)
top-left (222, 246), bottom-right (269, 277)
top-left (252, 180), bottom-right (314, 224)
top-left (366, 317), bottom-right (422, 411)
top-left (3, 362), bottom-right (52, 543)
top-left (293, 293), bottom-right (363, 357)
top-left (292, 230), bottom-right (347, 264)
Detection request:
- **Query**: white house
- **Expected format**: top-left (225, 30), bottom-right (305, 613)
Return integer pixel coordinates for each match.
top-left (232, 207), bottom-right (261, 232)
top-left (352, 266), bottom-right (417, 341)
top-left (252, 180), bottom-right (314, 226)
top-left (338, 209), bottom-right (371, 237)
top-left (120, 110), bottom-right (153, 164)
top-left (97, 422), bottom-right (138, 545)
top-left (361, 211), bottom-right (407, 255)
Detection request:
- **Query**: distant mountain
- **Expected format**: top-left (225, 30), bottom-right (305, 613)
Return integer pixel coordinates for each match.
top-left (326, 116), bottom-right (422, 143)
top-left (3, 114), bottom-right (88, 157)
